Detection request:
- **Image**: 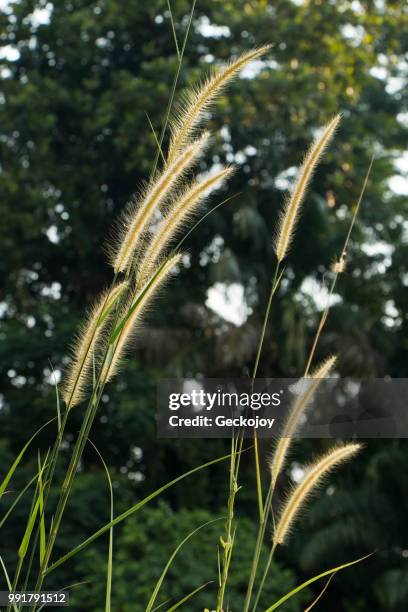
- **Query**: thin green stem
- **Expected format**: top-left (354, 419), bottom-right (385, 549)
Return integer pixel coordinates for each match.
top-left (216, 435), bottom-right (240, 611)
top-left (252, 262), bottom-right (280, 382)
top-left (243, 481), bottom-right (274, 612)
top-left (166, 0), bottom-right (180, 59)
top-left (152, 0), bottom-right (197, 174)
top-left (252, 544), bottom-right (277, 612)
top-left (251, 262), bottom-right (281, 523)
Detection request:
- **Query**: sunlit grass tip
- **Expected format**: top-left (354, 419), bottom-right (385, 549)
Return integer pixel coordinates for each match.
top-left (269, 355), bottom-right (337, 484)
top-left (167, 45), bottom-right (271, 163)
top-left (110, 132), bottom-right (209, 274)
top-left (274, 114), bottom-right (341, 263)
top-left (273, 442), bottom-right (361, 546)
top-left (137, 165), bottom-right (235, 285)
top-left (62, 281), bottom-right (128, 409)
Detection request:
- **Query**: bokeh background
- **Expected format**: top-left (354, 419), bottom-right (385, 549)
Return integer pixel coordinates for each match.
top-left (1, 0), bottom-right (407, 610)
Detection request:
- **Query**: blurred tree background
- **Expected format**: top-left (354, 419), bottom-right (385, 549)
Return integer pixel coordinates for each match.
top-left (0, 0), bottom-right (407, 610)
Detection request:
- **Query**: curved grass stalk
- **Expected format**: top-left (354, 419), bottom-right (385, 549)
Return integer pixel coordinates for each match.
top-left (146, 519), bottom-right (221, 612)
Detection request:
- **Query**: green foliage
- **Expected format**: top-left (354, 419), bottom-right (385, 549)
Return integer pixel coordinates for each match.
top-left (1, 1), bottom-right (407, 609)
top-left (69, 502), bottom-right (307, 611)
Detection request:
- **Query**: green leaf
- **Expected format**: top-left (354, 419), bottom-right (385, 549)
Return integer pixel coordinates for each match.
top-left (146, 519), bottom-right (221, 611)
top-left (0, 473), bottom-right (38, 531)
top-left (264, 553), bottom-right (374, 611)
top-left (18, 455), bottom-right (49, 561)
top-left (18, 495), bottom-right (41, 561)
top-left (166, 582), bottom-right (213, 612)
top-left (0, 556), bottom-right (18, 612)
top-left (0, 419), bottom-right (54, 500)
top-left (37, 452), bottom-right (46, 565)
top-left (88, 440), bottom-right (114, 612)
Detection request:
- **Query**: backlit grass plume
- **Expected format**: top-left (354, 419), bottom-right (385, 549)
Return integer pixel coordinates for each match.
top-left (137, 166), bottom-right (234, 285)
top-left (273, 443), bottom-right (361, 546)
top-left (111, 133), bottom-right (209, 274)
top-left (167, 45), bottom-right (271, 163)
top-left (101, 254), bottom-right (182, 383)
top-left (274, 115), bottom-right (341, 262)
top-left (62, 281), bottom-right (128, 409)
top-left (269, 355), bottom-right (337, 484)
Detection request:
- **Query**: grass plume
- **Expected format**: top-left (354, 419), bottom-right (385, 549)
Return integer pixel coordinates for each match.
top-left (111, 133), bottom-right (209, 273)
top-left (273, 443), bottom-right (361, 546)
top-left (137, 166), bottom-right (234, 285)
top-left (274, 115), bottom-right (341, 262)
top-left (102, 254), bottom-right (182, 383)
top-left (62, 281), bottom-right (128, 409)
top-left (167, 45), bottom-right (271, 163)
top-left (269, 356), bottom-right (337, 485)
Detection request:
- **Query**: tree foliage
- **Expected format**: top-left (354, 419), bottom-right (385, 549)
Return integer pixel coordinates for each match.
top-left (1, 0), bottom-right (407, 608)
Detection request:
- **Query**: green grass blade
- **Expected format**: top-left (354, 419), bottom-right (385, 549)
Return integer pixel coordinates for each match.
top-left (18, 495), bottom-right (41, 561)
top-left (166, 581), bottom-right (213, 611)
top-left (88, 440), bottom-right (114, 612)
top-left (151, 0), bottom-right (197, 174)
top-left (264, 553), bottom-right (374, 612)
top-left (166, 0), bottom-right (180, 59)
top-left (18, 457), bottom-right (49, 562)
top-left (37, 453), bottom-right (46, 565)
top-left (175, 192), bottom-right (241, 251)
top-left (0, 419), bottom-right (54, 500)
top-left (37, 581), bottom-right (89, 611)
top-left (49, 362), bottom-right (61, 431)
top-left (45, 449), bottom-right (242, 575)
top-left (0, 473), bottom-right (38, 531)
top-left (0, 556), bottom-right (18, 612)
top-left (146, 519), bottom-right (221, 611)
top-left (145, 111), bottom-right (166, 164)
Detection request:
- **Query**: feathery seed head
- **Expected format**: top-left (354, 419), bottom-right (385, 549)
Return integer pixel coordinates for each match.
top-left (111, 133), bottom-right (209, 274)
top-left (167, 45), bottom-right (271, 163)
top-left (62, 281), bottom-right (128, 409)
top-left (136, 166), bottom-right (235, 285)
top-left (274, 114), bottom-right (341, 262)
top-left (269, 355), bottom-right (337, 483)
top-left (273, 443), bottom-right (361, 546)
top-left (311, 354), bottom-right (337, 379)
top-left (101, 254), bottom-right (183, 383)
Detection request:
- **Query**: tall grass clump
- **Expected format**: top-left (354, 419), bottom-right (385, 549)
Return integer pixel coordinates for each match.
top-left (0, 29), bottom-right (371, 612)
